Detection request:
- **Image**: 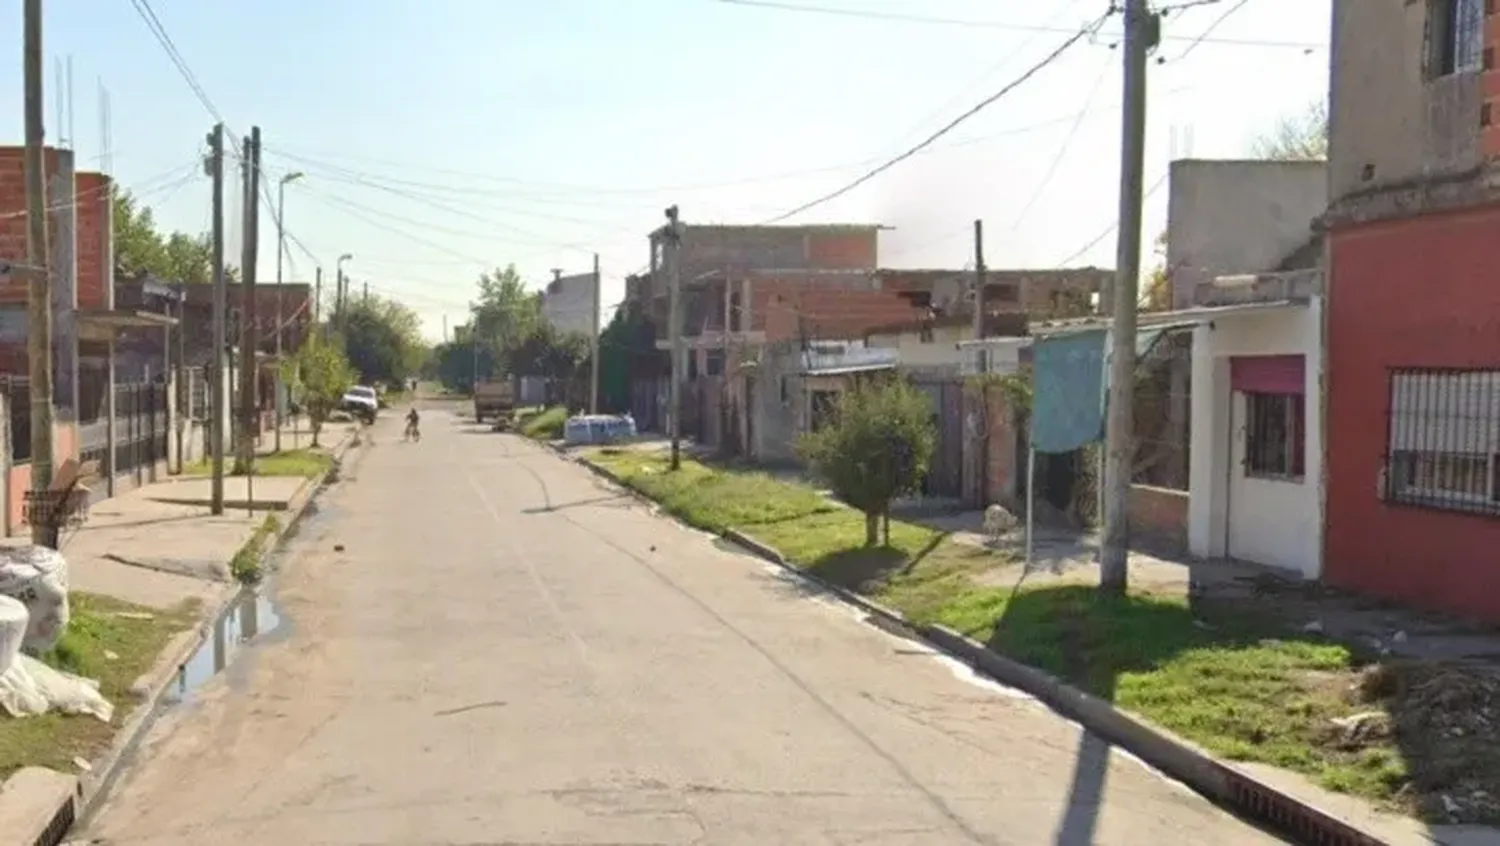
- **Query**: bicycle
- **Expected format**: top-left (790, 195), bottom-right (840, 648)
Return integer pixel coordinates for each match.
top-left (403, 420), bottom-right (421, 442)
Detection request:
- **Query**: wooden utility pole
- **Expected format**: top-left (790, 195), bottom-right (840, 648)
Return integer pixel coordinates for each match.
top-left (313, 265), bottom-right (322, 330)
top-left (234, 127), bottom-right (261, 475)
top-left (23, 0), bottom-right (55, 543)
top-left (664, 206), bottom-right (683, 471)
top-left (590, 253), bottom-right (601, 414)
top-left (208, 123), bottom-right (226, 515)
top-left (1099, 0), bottom-right (1155, 595)
top-left (972, 219), bottom-right (985, 342)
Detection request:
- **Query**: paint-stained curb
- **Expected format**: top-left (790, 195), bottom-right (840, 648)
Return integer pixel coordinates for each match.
top-left (1, 429), bottom-right (363, 846)
top-left (564, 450), bottom-right (1392, 846)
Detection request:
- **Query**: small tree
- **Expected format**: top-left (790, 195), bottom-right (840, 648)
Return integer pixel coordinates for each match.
top-left (798, 377), bottom-right (936, 547)
top-left (291, 337), bottom-right (356, 447)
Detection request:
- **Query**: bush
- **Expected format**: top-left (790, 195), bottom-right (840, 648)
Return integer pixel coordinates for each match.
top-left (798, 377), bottom-right (936, 547)
top-left (520, 405), bottom-right (568, 440)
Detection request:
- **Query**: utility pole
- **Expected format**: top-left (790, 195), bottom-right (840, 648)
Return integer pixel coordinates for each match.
top-left (363, 281), bottom-right (368, 304)
top-left (234, 127), bottom-right (261, 476)
top-left (1099, 0), bottom-right (1155, 595)
top-left (273, 170), bottom-right (303, 453)
top-left (22, 0), bottom-right (55, 544)
top-left (664, 206), bottom-right (683, 471)
top-left (207, 123), bottom-right (226, 515)
top-left (590, 253), bottom-right (601, 414)
top-left (971, 219), bottom-right (985, 342)
top-left (313, 265), bottom-right (322, 331)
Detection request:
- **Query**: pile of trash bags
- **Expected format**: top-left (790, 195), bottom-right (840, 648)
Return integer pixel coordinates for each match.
top-left (562, 414), bottom-right (638, 447)
top-left (0, 546), bottom-right (113, 722)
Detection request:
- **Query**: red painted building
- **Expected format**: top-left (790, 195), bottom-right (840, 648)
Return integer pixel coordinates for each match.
top-left (1323, 0), bottom-right (1500, 619)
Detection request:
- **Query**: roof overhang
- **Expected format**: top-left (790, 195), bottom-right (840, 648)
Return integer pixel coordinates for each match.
top-left (1029, 299), bottom-right (1310, 340)
top-left (801, 362), bottom-right (897, 377)
top-left (78, 309), bottom-right (178, 341)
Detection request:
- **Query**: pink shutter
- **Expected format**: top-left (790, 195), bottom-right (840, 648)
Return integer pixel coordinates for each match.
top-left (1230, 354), bottom-right (1305, 395)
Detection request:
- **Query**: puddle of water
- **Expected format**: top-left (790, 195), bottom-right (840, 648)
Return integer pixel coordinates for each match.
top-left (164, 587), bottom-right (283, 704)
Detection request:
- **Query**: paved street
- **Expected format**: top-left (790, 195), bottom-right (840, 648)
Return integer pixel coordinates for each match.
top-left (78, 407), bottom-right (1284, 845)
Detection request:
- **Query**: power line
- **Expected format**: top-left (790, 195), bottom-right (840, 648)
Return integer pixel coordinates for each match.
top-left (1169, 0), bottom-right (1254, 61)
top-left (1009, 53), bottom-right (1114, 230)
top-left (1053, 172), bottom-right (1168, 267)
top-left (124, 0), bottom-right (226, 124)
top-left (765, 10), bottom-right (1113, 223)
top-left (713, 0), bottom-right (1320, 48)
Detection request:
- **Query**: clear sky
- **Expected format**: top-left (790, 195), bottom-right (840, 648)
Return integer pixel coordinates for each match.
top-left (0, 0), bottom-right (1330, 341)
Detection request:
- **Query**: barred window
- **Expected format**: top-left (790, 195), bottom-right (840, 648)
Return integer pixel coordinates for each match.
top-left (1384, 368), bottom-right (1500, 514)
top-left (1245, 392), bottom-right (1305, 479)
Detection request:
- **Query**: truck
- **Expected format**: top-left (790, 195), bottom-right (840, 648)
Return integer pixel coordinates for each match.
top-left (473, 377), bottom-right (515, 424)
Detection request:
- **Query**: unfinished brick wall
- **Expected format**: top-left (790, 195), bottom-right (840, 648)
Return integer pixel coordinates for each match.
top-left (1128, 484), bottom-right (1188, 553)
top-left (74, 172), bottom-right (111, 309)
top-left (0, 146), bottom-right (68, 306)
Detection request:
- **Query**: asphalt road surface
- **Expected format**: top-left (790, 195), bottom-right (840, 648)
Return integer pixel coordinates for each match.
top-left (78, 407), bottom-right (1285, 845)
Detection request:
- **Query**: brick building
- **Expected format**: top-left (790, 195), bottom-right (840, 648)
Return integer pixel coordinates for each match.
top-left (1324, 0), bottom-right (1500, 619)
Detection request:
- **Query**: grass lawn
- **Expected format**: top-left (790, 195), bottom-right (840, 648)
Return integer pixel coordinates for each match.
top-left (519, 406), bottom-right (568, 440)
top-left (584, 448), bottom-right (1425, 814)
top-left (0, 593), bottom-right (197, 781)
top-left (182, 448), bottom-right (335, 479)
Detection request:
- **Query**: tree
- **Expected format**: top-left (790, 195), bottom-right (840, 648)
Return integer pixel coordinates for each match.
top-left (287, 337), bottom-right (356, 447)
top-left (798, 378), bottom-right (936, 547)
top-left (1140, 231), bottom-right (1172, 312)
top-left (472, 264), bottom-right (542, 363)
top-left (112, 186), bottom-right (237, 283)
top-left (341, 295), bottom-right (424, 387)
top-left (1252, 100), bottom-right (1328, 161)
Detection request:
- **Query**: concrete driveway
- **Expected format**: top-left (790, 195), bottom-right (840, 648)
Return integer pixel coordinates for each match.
top-left (78, 409), bottom-right (1284, 845)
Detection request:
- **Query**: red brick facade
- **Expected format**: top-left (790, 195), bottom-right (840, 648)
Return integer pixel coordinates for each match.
top-left (0, 146), bottom-right (67, 306)
top-left (1326, 201), bottom-right (1500, 620)
top-left (75, 171), bottom-right (111, 309)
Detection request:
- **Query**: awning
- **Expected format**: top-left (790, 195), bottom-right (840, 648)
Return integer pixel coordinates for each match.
top-left (77, 309), bottom-right (178, 341)
top-left (801, 362), bottom-right (897, 377)
top-left (77, 309), bottom-right (178, 330)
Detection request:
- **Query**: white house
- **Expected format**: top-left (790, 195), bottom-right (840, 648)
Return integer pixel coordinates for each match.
top-left (1185, 274), bottom-right (1324, 580)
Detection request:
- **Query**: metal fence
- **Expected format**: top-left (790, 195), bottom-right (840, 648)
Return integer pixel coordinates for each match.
top-left (113, 380), bottom-right (170, 479)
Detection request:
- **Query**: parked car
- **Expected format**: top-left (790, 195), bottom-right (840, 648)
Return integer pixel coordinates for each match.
top-left (341, 385), bottom-right (379, 424)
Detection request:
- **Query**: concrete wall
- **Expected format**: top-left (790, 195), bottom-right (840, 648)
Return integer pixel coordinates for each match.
top-left (1165, 159), bottom-right (1326, 310)
top-left (1328, 0), bottom-right (1493, 208)
top-left (867, 325), bottom-right (972, 374)
top-left (541, 272), bottom-right (595, 337)
top-left (751, 341), bottom-right (804, 464)
top-left (1187, 301), bottom-right (1324, 579)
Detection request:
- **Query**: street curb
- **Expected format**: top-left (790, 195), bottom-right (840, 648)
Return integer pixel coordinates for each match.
top-left (563, 451), bottom-right (1392, 846)
top-left (1, 429), bottom-right (362, 846)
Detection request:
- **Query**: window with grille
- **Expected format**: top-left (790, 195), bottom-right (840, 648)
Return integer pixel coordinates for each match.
top-left (1244, 392), bottom-right (1306, 479)
top-left (1384, 367), bottom-right (1500, 514)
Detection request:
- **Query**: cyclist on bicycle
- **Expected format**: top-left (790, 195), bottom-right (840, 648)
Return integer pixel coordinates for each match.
top-left (405, 406), bottom-right (420, 440)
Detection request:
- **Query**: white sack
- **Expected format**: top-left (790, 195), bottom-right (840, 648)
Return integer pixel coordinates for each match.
top-left (0, 652), bottom-right (113, 722)
top-left (0, 545), bottom-right (71, 653)
top-left (0, 595), bottom-right (27, 677)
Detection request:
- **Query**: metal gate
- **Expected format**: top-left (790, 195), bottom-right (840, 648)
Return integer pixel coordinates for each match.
top-left (912, 377), bottom-right (965, 499)
top-left (114, 380), bottom-right (169, 482)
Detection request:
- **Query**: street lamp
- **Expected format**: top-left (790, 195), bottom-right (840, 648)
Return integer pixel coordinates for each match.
top-left (274, 171), bottom-right (304, 452)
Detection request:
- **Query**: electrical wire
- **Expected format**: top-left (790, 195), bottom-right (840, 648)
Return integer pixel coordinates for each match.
top-left (712, 0), bottom-right (1318, 49)
top-left (124, 0), bottom-right (228, 127)
top-left (764, 10), bottom-right (1113, 223)
top-left (1052, 172), bottom-right (1168, 267)
top-left (0, 162), bottom-right (200, 221)
top-left (1008, 53), bottom-right (1114, 230)
top-left (1170, 0), bottom-right (1254, 61)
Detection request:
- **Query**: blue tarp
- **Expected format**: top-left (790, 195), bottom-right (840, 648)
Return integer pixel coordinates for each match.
top-left (1031, 328), bottom-right (1107, 454)
top-left (1030, 325), bottom-right (1182, 454)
